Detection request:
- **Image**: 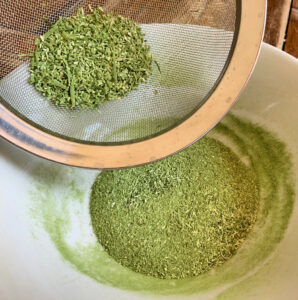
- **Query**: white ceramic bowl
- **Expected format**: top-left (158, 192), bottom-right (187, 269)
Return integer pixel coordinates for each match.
top-left (0, 43), bottom-right (297, 300)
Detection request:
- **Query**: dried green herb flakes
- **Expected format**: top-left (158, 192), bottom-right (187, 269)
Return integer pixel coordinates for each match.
top-left (26, 7), bottom-right (153, 108)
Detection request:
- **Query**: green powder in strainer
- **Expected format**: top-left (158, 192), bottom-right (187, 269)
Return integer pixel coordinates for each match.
top-left (90, 136), bottom-right (260, 279)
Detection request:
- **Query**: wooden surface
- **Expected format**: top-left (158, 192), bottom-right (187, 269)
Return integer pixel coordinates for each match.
top-left (284, 0), bottom-right (298, 58)
top-left (264, 0), bottom-right (292, 49)
top-left (264, 0), bottom-right (298, 58)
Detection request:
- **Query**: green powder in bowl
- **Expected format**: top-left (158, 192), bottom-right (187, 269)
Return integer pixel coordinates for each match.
top-left (90, 137), bottom-right (259, 279)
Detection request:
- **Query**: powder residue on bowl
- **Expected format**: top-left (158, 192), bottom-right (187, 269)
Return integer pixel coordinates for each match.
top-left (90, 136), bottom-right (260, 279)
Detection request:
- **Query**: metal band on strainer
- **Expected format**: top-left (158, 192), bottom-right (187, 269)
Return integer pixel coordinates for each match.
top-left (0, 0), bottom-right (266, 169)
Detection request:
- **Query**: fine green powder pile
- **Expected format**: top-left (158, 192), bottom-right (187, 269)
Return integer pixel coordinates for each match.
top-left (23, 6), bottom-right (153, 108)
top-left (90, 137), bottom-right (260, 279)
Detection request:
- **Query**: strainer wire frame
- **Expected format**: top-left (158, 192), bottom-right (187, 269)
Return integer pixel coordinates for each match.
top-left (0, 0), bottom-right (266, 169)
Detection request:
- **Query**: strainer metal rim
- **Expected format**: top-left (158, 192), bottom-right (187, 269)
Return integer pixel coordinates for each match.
top-left (0, 0), bottom-right (266, 169)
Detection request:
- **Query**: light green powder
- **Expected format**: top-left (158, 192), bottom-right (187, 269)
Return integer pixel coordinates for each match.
top-left (90, 137), bottom-right (259, 279)
top-left (29, 114), bottom-right (295, 295)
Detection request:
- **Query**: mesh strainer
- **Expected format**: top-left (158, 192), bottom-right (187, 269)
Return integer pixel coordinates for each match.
top-left (0, 0), bottom-right (266, 169)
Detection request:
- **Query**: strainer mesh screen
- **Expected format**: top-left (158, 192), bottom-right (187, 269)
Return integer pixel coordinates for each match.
top-left (0, 0), bottom-right (238, 144)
